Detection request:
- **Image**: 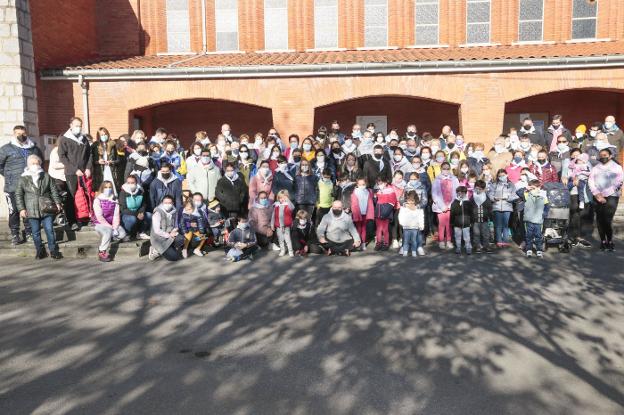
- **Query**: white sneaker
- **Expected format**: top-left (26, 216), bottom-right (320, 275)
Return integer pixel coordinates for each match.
top-left (138, 232), bottom-right (150, 240)
top-left (271, 243), bottom-right (281, 251)
top-left (288, 252), bottom-right (294, 257)
top-left (193, 248), bottom-right (204, 257)
top-left (417, 247), bottom-right (426, 256)
top-left (398, 248), bottom-right (404, 255)
top-left (182, 249), bottom-right (188, 259)
top-left (391, 239), bottom-right (400, 249)
top-left (361, 243), bottom-right (367, 251)
top-left (148, 247), bottom-right (159, 261)
top-left (536, 251), bottom-right (543, 258)
top-left (446, 241), bottom-right (454, 250)
top-left (439, 242), bottom-right (445, 249)
top-left (279, 250), bottom-right (285, 257)
top-left (526, 250), bottom-right (533, 257)
top-left (402, 251), bottom-right (408, 257)
top-left (411, 251), bottom-right (418, 257)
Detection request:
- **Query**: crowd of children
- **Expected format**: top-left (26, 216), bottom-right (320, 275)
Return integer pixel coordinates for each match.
top-left (2, 114), bottom-right (623, 262)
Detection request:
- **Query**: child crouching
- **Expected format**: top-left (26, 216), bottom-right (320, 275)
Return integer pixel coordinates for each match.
top-left (226, 215), bottom-right (258, 262)
top-left (292, 210), bottom-right (313, 256)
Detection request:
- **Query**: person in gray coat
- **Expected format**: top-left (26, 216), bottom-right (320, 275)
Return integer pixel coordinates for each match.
top-left (0, 125), bottom-right (44, 245)
top-left (316, 200), bottom-right (361, 256)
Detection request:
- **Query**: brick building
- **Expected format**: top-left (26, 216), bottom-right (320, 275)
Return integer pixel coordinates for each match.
top-left (1, 0), bottom-right (624, 167)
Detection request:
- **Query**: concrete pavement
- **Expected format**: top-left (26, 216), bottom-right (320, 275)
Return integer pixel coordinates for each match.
top-left (0, 245), bottom-right (623, 415)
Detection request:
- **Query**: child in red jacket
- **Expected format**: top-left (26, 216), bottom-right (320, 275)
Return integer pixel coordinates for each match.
top-left (271, 189), bottom-right (295, 257)
top-left (374, 178), bottom-right (399, 251)
top-left (350, 177), bottom-right (374, 250)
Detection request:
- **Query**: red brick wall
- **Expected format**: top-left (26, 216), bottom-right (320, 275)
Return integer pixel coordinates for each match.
top-left (95, 0), bottom-right (141, 57)
top-left (314, 96), bottom-right (460, 137)
top-left (37, 81), bottom-right (80, 136)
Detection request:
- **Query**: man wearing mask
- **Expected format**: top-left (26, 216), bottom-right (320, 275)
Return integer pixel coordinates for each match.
top-left (149, 127), bottom-right (168, 145)
top-left (602, 115), bottom-right (624, 160)
top-left (317, 200), bottom-right (361, 256)
top-left (439, 125), bottom-right (454, 148)
top-left (57, 117), bottom-right (92, 231)
top-left (330, 120), bottom-right (345, 145)
top-left (404, 124), bottom-right (420, 142)
top-left (221, 123), bottom-right (238, 143)
top-left (518, 117), bottom-right (546, 148)
top-left (545, 115), bottom-right (572, 153)
top-left (363, 145), bottom-right (392, 188)
top-left (351, 124), bottom-right (363, 141)
top-left (488, 136), bottom-right (513, 173)
top-left (0, 125), bottom-right (44, 245)
top-left (149, 163), bottom-right (183, 210)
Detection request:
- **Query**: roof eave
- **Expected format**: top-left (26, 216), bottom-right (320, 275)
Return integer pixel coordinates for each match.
top-left (39, 55), bottom-right (624, 81)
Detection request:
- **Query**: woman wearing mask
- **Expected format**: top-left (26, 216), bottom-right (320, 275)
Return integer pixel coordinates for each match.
top-left (301, 136), bottom-right (316, 162)
top-left (313, 151), bottom-right (335, 181)
top-left (215, 163), bottom-right (248, 219)
top-left (487, 169), bottom-right (518, 248)
top-left (91, 127), bottom-right (120, 193)
top-left (248, 190), bottom-right (274, 249)
top-left (237, 144), bottom-right (256, 185)
top-left (589, 148), bottom-right (624, 251)
top-left (341, 135), bottom-right (360, 157)
top-left (187, 147), bottom-right (221, 203)
top-left (431, 162), bottom-right (459, 250)
top-left (248, 160), bottom-right (274, 208)
top-left (119, 175), bottom-right (150, 240)
top-left (467, 143), bottom-right (490, 176)
top-left (505, 150), bottom-right (528, 184)
top-left (149, 195), bottom-right (184, 261)
top-left (160, 140), bottom-right (187, 181)
top-left (16, 155), bottom-right (63, 259)
top-left (391, 147), bottom-right (412, 176)
top-left (427, 150), bottom-right (447, 182)
top-left (455, 160), bottom-right (471, 187)
top-left (284, 134), bottom-right (300, 163)
top-left (149, 143), bottom-right (163, 171)
top-left (185, 142), bottom-right (206, 173)
top-left (272, 155), bottom-right (296, 197)
top-left (265, 145), bottom-right (282, 172)
top-left (339, 153), bottom-right (361, 182)
top-left (93, 180), bottom-right (128, 262)
top-left (390, 171), bottom-right (406, 249)
top-left (294, 159), bottom-right (318, 218)
top-left (363, 145), bottom-right (392, 188)
top-left (329, 142), bottom-right (346, 173)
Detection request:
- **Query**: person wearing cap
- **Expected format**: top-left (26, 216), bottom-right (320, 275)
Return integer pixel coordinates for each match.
top-left (206, 198), bottom-right (226, 245)
top-left (572, 124), bottom-right (587, 149)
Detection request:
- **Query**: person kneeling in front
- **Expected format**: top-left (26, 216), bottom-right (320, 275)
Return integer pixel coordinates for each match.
top-left (317, 200), bottom-right (361, 256)
top-left (225, 215), bottom-right (259, 262)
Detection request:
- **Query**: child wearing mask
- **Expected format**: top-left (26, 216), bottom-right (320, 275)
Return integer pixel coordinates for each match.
top-left (427, 150), bottom-right (447, 182)
top-left (179, 198), bottom-right (207, 258)
top-left (488, 169), bottom-right (518, 247)
top-left (206, 199), bottom-right (226, 246)
top-left (271, 190), bottom-right (295, 257)
top-left (471, 180), bottom-right (493, 253)
top-left (374, 178), bottom-right (399, 251)
top-left (351, 177), bottom-right (374, 250)
top-left (333, 175), bottom-right (355, 213)
top-left (93, 181), bottom-right (128, 262)
top-left (317, 169), bottom-right (335, 226)
top-left (291, 210), bottom-right (313, 256)
top-left (450, 186), bottom-right (474, 255)
top-left (390, 171), bottom-right (406, 249)
top-left (226, 215), bottom-right (258, 262)
top-left (432, 162), bottom-right (459, 250)
top-left (467, 143), bottom-right (490, 176)
top-left (505, 150), bottom-right (528, 184)
top-left (523, 179), bottom-right (549, 258)
top-left (398, 191), bottom-right (426, 257)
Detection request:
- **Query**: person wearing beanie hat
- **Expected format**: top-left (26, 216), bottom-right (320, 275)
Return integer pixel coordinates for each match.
top-left (573, 124), bottom-right (588, 149)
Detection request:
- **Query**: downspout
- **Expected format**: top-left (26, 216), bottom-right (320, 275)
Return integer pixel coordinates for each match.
top-left (78, 75), bottom-right (90, 135)
top-left (201, 0), bottom-right (207, 53)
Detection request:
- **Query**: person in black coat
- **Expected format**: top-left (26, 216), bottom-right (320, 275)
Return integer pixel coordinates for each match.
top-left (450, 186), bottom-right (474, 255)
top-left (215, 163), bottom-right (248, 219)
top-left (518, 117), bottom-right (547, 149)
top-left (544, 115), bottom-right (572, 152)
top-left (470, 180), bottom-right (494, 253)
top-left (363, 145), bottom-right (392, 188)
top-left (294, 159), bottom-right (319, 218)
top-left (271, 156), bottom-right (296, 196)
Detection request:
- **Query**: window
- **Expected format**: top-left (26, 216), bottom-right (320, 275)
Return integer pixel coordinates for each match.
top-left (571, 0), bottom-right (597, 40)
top-left (518, 0), bottom-right (543, 42)
top-left (166, 0), bottom-right (191, 53)
top-left (264, 0), bottom-right (289, 50)
top-left (314, 0), bottom-right (338, 49)
top-left (414, 0), bottom-right (439, 45)
top-left (466, 0), bottom-right (490, 44)
top-left (364, 0), bottom-right (388, 48)
top-left (215, 0), bottom-right (239, 51)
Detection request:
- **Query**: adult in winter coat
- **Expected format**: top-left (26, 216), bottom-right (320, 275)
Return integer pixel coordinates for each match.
top-left (363, 145), bottom-right (392, 188)
top-left (487, 169), bottom-right (519, 247)
top-left (294, 159), bottom-right (319, 218)
top-left (431, 164), bottom-right (460, 249)
top-left (589, 148), bottom-right (624, 251)
top-left (271, 156), bottom-right (296, 197)
top-left (529, 150), bottom-right (559, 184)
top-left (91, 128), bottom-right (122, 192)
top-left (0, 125), bottom-right (44, 244)
top-left (248, 160), bottom-right (274, 208)
top-left (487, 137), bottom-right (513, 174)
top-left (215, 163), bottom-right (248, 218)
top-left (15, 154), bottom-right (62, 259)
top-left (119, 175), bottom-right (150, 239)
top-left (187, 149), bottom-right (221, 202)
top-left (248, 190), bottom-right (274, 248)
top-left (518, 118), bottom-right (546, 148)
top-left (57, 117), bottom-right (93, 229)
top-left (149, 195), bottom-right (184, 261)
top-left (149, 163), bottom-right (183, 210)
top-left (544, 115), bottom-right (572, 153)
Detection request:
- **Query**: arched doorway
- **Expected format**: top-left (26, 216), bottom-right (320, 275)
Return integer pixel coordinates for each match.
top-left (504, 89), bottom-right (624, 136)
top-left (130, 99), bottom-right (274, 147)
top-left (314, 95), bottom-right (461, 137)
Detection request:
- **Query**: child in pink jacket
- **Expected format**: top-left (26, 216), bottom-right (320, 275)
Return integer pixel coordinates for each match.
top-left (350, 177), bottom-right (374, 250)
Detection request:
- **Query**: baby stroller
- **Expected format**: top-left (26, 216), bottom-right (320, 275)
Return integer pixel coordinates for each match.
top-left (542, 182), bottom-right (571, 253)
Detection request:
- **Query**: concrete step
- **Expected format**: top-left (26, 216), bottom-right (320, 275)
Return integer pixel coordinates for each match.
top-left (0, 239), bottom-right (150, 259)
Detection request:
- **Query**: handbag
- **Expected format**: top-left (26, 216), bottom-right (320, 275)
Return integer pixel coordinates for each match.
top-left (39, 196), bottom-right (59, 215)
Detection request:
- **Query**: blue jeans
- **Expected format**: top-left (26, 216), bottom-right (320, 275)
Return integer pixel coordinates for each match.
top-left (525, 222), bottom-right (544, 252)
top-left (454, 226), bottom-right (472, 253)
top-left (402, 228), bottom-right (422, 253)
top-left (122, 212), bottom-right (152, 235)
top-left (493, 211), bottom-right (511, 243)
top-left (28, 216), bottom-right (57, 252)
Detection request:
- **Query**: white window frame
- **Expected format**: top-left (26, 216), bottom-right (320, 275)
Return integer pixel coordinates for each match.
top-left (166, 0), bottom-right (191, 53)
top-left (263, 0), bottom-right (289, 51)
top-left (465, 0), bottom-right (491, 45)
top-left (215, 0), bottom-right (239, 52)
top-left (517, 0), bottom-right (544, 43)
top-left (414, 0), bottom-right (440, 46)
top-left (571, 0), bottom-right (598, 40)
top-left (363, 0), bottom-right (389, 48)
top-left (313, 0), bottom-right (339, 50)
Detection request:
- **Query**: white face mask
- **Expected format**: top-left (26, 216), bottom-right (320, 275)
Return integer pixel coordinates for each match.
top-left (575, 132), bottom-right (584, 139)
top-left (393, 155), bottom-right (402, 162)
top-left (239, 152), bottom-right (249, 160)
top-left (163, 203), bottom-right (174, 211)
top-left (193, 148), bottom-right (202, 156)
top-left (71, 126), bottom-right (82, 136)
top-left (28, 164), bottom-right (40, 173)
top-left (127, 184), bottom-right (137, 192)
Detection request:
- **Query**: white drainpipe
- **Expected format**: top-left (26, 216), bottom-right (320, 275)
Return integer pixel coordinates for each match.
top-left (78, 75), bottom-right (90, 134)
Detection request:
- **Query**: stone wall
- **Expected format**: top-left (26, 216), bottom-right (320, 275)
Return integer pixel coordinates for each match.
top-left (0, 0), bottom-right (38, 218)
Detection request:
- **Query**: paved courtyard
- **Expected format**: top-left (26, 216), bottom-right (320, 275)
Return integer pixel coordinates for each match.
top-left (0, 246), bottom-right (623, 415)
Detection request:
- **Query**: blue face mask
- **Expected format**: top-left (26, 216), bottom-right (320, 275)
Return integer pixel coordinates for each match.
top-left (259, 199), bottom-right (269, 207)
top-left (513, 156), bottom-right (523, 163)
top-left (409, 180), bottom-right (419, 187)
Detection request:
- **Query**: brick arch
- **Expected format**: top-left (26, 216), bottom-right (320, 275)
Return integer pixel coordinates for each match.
top-left (314, 95), bottom-right (461, 136)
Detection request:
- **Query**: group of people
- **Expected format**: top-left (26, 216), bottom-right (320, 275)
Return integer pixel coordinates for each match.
top-left (0, 113), bottom-right (622, 262)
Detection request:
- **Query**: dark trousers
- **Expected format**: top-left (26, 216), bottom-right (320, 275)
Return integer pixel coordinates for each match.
top-left (322, 238), bottom-right (354, 254)
top-left (525, 221), bottom-right (544, 252)
top-left (28, 215), bottom-right (57, 252)
top-left (569, 195), bottom-right (593, 241)
top-left (121, 213), bottom-right (152, 235)
top-left (291, 228), bottom-right (309, 252)
top-left (4, 191), bottom-right (31, 236)
top-left (54, 179), bottom-right (76, 225)
top-left (161, 234), bottom-right (185, 261)
top-left (594, 196), bottom-right (619, 242)
top-left (472, 221), bottom-right (490, 249)
top-left (390, 209), bottom-right (401, 241)
top-left (256, 232), bottom-right (275, 248)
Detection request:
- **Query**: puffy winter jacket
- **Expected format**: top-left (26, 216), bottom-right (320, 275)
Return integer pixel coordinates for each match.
top-left (487, 180), bottom-right (518, 212)
top-left (294, 174), bottom-right (318, 205)
top-left (450, 199), bottom-right (474, 228)
top-left (149, 172), bottom-right (183, 210)
top-left (0, 139), bottom-right (44, 192)
top-left (215, 174), bottom-right (248, 213)
top-left (15, 171), bottom-right (61, 219)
